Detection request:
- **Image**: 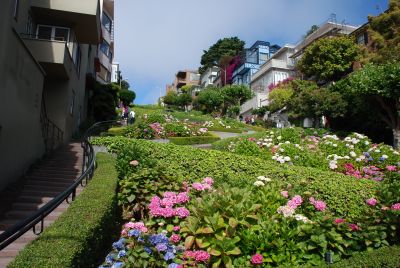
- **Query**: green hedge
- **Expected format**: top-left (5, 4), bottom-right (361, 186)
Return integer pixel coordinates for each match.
top-left (323, 245), bottom-right (400, 268)
top-left (207, 126), bottom-right (243, 133)
top-left (107, 127), bottom-right (125, 136)
top-left (212, 131), bottom-right (268, 151)
top-left (9, 153), bottom-right (119, 268)
top-left (168, 133), bottom-right (220, 145)
top-left (93, 137), bottom-right (378, 218)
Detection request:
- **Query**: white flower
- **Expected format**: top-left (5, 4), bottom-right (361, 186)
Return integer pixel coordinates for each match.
top-left (365, 141), bottom-right (370, 145)
top-left (278, 158), bottom-right (285, 164)
top-left (344, 156), bottom-right (350, 160)
top-left (277, 205), bottom-right (295, 218)
top-left (253, 181), bottom-right (265, 187)
top-left (381, 154), bottom-right (388, 159)
top-left (329, 160), bottom-right (338, 170)
top-left (294, 214), bottom-right (310, 223)
top-left (360, 155), bottom-right (366, 160)
top-left (258, 176), bottom-right (271, 182)
top-left (277, 136), bottom-right (282, 140)
top-left (285, 141), bottom-right (290, 144)
top-left (272, 156), bottom-right (277, 160)
top-left (355, 158), bottom-right (361, 162)
top-left (350, 151), bottom-right (357, 158)
top-left (332, 144), bottom-right (338, 147)
top-left (279, 148), bottom-right (285, 152)
top-left (375, 149), bottom-right (381, 153)
top-left (284, 156), bottom-right (291, 162)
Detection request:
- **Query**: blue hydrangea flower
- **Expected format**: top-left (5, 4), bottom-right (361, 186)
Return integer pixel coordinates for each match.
top-left (118, 250), bottom-right (127, 259)
top-left (156, 243), bottom-right (168, 252)
top-left (137, 236), bottom-right (145, 243)
top-left (144, 247), bottom-right (153, 254)
top-left (368, 157), bottom-right (374, 161)
top-left (106, 254), bottom-right (115, 264)
top-left (112, 238), bottom-right (126, 250)
top-left (128, 229), bottom-right (141, 237)
top-left (111, 262), bottom-right (125, 268)
top-left (364, 152), bottom-right (370, 157)
top-left (379, 157), bottom-right (386, 161)
top-left (168, 263), bottom-right (181, 268)
top-left (149, 234), bottom-right (169, 245)
top-left (164, 252), bottom-right (175, 261)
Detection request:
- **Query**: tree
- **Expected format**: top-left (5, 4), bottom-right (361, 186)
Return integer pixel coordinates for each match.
top-left (196, 88), bottom-right (224, 114)
top-left (180, 85), bottom-right (194, 94)
top-left (89, 82), bottom-right (118, 121)
top-left (199, 37), bottom-right (245, 74)
top-left (177, 93), bottom-right (193, 111)
top-left (120, 80), bottom-right (130, 90)
top-left (268, 85), bottom-right (294, 112)
top-left (333, 62), bottom-right (400, 147)
top-left (306, 24), bottom-right (319, 37)
top-left (119, 89), bottom-right (136, 106)
top-left (367, 0), bottom-right (400, 63)
top-left (221, 84), bottom-right (253, 114)
top-left (163, 91), bottom-right (179, 107)
top-left (297, 36), bottom-right (362, 83)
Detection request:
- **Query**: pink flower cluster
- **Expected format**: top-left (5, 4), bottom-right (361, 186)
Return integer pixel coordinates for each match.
top-left (386, 165), bottom-right (397, 171)
top-left (191, 177), bottom-right (214, 191)
top-left (148, 193), bottom-right (190, 219)
top-left (280, 191), bottom-right (289, 198)
top-left (183, 250), bottom-right (210, 262)
top-left (287, 195), bottom-right (303, 209)
top-left (170, 234), bottom-right (181, 243)
top-left (124, 221), bottom-right (148, 232)
top-left (251, 253), bottom-right (263, 265)
top-left (130, 160), bottom-right (139, 166)
top-left (149, 122), bottom-right (164, 135)
top-left (349, 223), bottom-right (360, 231)
top-left (309, 197), bottom-right (327, 211)
top-left (334, 218), bottom-right (345, 224)
top-left (366, 198), bottom-right (377, 206)
top-left (391, 203), bottom-right (400, 211)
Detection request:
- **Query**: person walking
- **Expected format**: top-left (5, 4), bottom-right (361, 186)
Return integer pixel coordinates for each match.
top-left (128, 109), bottom-right (135, 125)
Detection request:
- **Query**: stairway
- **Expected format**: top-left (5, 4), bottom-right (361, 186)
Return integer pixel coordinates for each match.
top-left (0, 142), bottom-right (83, 267)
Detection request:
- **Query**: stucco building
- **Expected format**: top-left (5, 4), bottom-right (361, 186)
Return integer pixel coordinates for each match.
top-left (97, 0), bottom-right (114, 84)
top-left (166, 70), bottom-right (200, 93)
top-left (0, 0), bottom-right (102, 191)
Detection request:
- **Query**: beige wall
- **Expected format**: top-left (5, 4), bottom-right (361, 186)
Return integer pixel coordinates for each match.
top-left (0, 0), bottom-right (46, 191)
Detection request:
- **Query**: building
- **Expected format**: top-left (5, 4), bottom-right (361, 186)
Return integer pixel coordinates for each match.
top-left (232, 41), bottom-right (280, 86)
top-left (0, 0), bottom-right (101, 191)
top-left (240, 45), bottom-right (296, 117)
top-left (111, 62), bottom-right (120, 83)
top-left (97, 0), bottom-right (114, 84)
top-left (166, 70), bottom-right (200, 94)
top-left (291, 16), bottom-right (358, 62)
top-left (200, 66), bottom-right (219, 88)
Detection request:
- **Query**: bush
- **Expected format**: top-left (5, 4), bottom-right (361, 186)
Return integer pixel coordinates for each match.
top-left (326, 245), bottom-right (400, 268)
top-left (107, 127), bottom-right (125, 136)
top-left (93, 137), bottom-right (378, 218)
top-left (207, 126), bottom-right (243, 133)
top-left (9, 154), bottom-right (119, 268)
top-left (169, 133), bottom-right (221, 145)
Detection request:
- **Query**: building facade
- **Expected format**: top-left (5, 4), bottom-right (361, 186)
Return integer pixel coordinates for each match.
top-left (166, 70), bottom-right (200, 94)
top-left (96, 0), bottom-right (114, 84)
top-left (232, 41), bottom-right (280, 86)
top-left (0, 0), bottom-right (101, 191)
top-left (111, 62), bottom-right (120, 83)
top-left (199, 66), bottom-right (219, 88)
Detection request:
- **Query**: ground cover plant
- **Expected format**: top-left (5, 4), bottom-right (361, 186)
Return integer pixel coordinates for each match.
top-left (93, 136), bottom-right (400, 267)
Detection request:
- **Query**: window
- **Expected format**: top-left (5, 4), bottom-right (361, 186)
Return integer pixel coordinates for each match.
top-left (102, 13), bottom-right (112, 33)
top-left (13, 0), bottom-right (19, 20)
top-left (36, 25), bottom-right (70, 42)
top-left (100, 39), bottom-right (113, 60)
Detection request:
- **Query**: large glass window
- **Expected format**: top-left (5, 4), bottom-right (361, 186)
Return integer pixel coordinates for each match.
top-left (100, 39), bottom-right (113, 61)
top-left (36, 25), bottom-right (70, 42)
top-left (102, 13), bottom-right (112, 33)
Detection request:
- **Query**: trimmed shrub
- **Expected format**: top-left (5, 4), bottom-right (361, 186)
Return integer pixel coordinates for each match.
top-left (326, 245), bottom-right (400, 268)
top-left (207, 126), bottom-right (243, 133)
top-left (92, 137), bottom-right (378, 218)
top-left (169, 133), bottom-right (220, 145)
top-left (107, 127), bottom-right (125, 136)
top-left (9, 153), bottom-right (119, 268)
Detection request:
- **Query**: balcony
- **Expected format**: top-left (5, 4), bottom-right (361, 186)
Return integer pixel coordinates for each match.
top-left (30, 0), bottom-right (100, 44)
top-left (24, 38), bottom-right (74, 79)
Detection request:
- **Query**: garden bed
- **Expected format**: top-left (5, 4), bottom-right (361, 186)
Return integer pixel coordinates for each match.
top-left (9, 153), bottom-right (119, 268)
top-left (169, 133), bottom-right (220, 145)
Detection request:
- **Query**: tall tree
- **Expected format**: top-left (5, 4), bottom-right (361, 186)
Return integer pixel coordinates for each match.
top-left (221, 84), bottom-right (253, 115)
top-left (297, 36), bottom-right (361, 83)
top-left (333, 62), bottom-right (400, 147)
top-left (367, 0), bottom-right (400, 63)
top-left (199, 37), bottom-right (245, 74)
top-left (196, 88), bottom-right (224, 114)
top-left (119, 89), bottom-right (136, 106)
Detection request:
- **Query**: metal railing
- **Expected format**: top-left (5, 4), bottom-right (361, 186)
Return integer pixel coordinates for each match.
top-left (40, 96), bottom-right (64, 153)
top-left (0, 120), bottom-right (122, 251)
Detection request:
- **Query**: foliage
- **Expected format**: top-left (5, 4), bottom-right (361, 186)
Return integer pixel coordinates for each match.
top-left (180, 85), bottom-right (194, 94)
top-left (367, 0), bottom-right (400, 63)
top-left (297, 36), bottom-right (362, 82)
top-left (120, 80), bottom-right (130, 90)
top-left (89, 82), bottom-right (118, 121)
top-left (163, 91), bottom-right (179, 107)
top-left (119, 89), bottom-right (136, 106)
top-left (199, 37), bottom-right (245, 74)
top-left (222, 84), bottom-right (254, 107)
top-left (177, 93), bottom-right (193, 109)
top-left (169, 133), bottom-right (221, 145)
top-left (268, 85), bottom-right (294, 112)
top-left (9, 154), bottom-right (119, 268)
top-left (306, 24), bottom-right (319, 37)
top-left (196, 88), bottom-right (224, 114)
top-left (251, 106), bottom-right (269, 118)
top-left (332, 62), bottom-right (400, 146)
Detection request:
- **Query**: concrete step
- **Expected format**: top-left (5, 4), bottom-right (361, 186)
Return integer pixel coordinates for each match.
top-left (24, 180), bottom-right (73, 188)
top-left (23, 184), bottom-right (69, 193)
top-left (0, 257), bottom-right (14, 267)
top-left (19, 189), bottom-right (61, 197)
top-left (25, 176), bottom-right (76, 184)
top-left (5, 210), bottom-right (63, 221)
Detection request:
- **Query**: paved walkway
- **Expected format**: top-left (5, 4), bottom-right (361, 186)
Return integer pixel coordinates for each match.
top-left (0, 143), bottom-right (83, 267)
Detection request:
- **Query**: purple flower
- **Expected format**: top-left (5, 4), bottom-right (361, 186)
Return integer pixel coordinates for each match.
top-left (164, 252), bottom-right (176, 261)
top-left (156, 243), bottom-right (168, 252)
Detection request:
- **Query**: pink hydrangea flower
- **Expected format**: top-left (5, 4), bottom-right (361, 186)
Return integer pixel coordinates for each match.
top-left (184, 250), bottom-right (210, 262)
top-left (192, 182), bottom-right (204, 191)
top-left (129, 160), bottom-right (139, 166)
top-left (251, 253), bottom-right (263, 265)
top-left (386, 165), bottom-right (397, 171)
top-left (280, 191), bottom-right (289, 198)
top-left (349, 223), bottom-right (360, 231)
top-left (177, 192), bottom-right (190, 203)
top-left (366, 198), bottom-right (377, 206)
top-left (170, 234), bottom-right (181, 243)
top-left (309, 197), bottom-right (327, 211)
top-left (203, 177), bottom-right (214, 185)
top-left (173, 226), bottom-right (181, 232)
top-left (391, 203), bottom-right (400, 211)
top-left (334, 218), bottom-right (345, 224)
top-left (287, 195), bottom-right (303, 209)
top-left (175, 207), bottom-right (190, 218)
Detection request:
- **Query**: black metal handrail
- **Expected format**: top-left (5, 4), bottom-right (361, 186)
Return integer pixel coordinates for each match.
top-left (0, 120), bottom-right (122, 251)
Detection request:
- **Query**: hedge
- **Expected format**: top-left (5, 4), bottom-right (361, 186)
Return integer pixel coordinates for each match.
top-left (207, 126), bottom-right (243, 133)
top-left (324, 245), bottom-right (400, 268)
top-left (212, 131), bottom-right (268, 151)
top-left (9, 153), bottom-right (119, 268)
top-left (168, 133), bottom-right (220, 145)
top-left (92, 137), bottom-right (378, 218)
top-left (107, 127), bottom-right (125, 136)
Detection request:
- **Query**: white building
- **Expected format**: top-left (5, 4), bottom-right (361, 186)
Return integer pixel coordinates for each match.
top-left (200, 66), bottom-right (219, 88)
top-left (240, 45), bottom-right (295, 117)
top-left (111, 62), bottom-right (120, 83)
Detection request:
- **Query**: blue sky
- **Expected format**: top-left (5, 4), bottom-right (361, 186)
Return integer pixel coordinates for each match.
top-left (115, 0), bottom-right (388, 105)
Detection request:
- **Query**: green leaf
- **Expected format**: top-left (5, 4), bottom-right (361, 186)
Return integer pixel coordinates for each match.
top-left (209, 248), bottom-right (222, 256)
top-left (226, 247), bottom-right (241, 255)
top-left (228, 218), bottom-right (238, 229)
top-left (185, 236), bottom-right (195, 249)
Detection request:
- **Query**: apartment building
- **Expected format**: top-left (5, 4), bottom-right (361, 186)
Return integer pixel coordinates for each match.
top-left (0, 0), bottom-right (101, 191)
top-left (200, 66), bottom-right (219, 88)
top-left (232, 41), bottom-right (280, 86)
top-left (166, 70), bottom-right (200, 93)
top-left (97, 0), bottom-right (114, 84)
top-left (111, 62), bottom-right (120, 83)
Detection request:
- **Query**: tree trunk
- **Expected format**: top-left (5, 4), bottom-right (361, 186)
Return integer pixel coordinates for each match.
top-left (393, 128), bottom-right (400, 149)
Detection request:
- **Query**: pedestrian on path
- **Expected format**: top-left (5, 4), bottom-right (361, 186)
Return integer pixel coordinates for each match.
top-left (128, 109), bottom-right (135, 125)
